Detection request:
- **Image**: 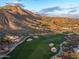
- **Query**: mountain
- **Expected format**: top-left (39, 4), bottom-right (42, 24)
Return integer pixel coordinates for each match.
top-left (40, 13), bottom-right (79, 19)
top-left (40, 16), bottom-right (79, 34)
top-left (0, 5), bottom-right (45, 35)
top-left (0, 5), bottom-right (79, 35)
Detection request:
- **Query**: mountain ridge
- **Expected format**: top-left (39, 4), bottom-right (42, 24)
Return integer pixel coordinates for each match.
top-left (0, 5), bottom-right (43, 35)
top-left (0, 5), bottom-right (79, 35)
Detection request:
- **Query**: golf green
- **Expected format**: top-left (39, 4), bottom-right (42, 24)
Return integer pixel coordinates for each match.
top-left (3, 34), bottom-right (65, 59)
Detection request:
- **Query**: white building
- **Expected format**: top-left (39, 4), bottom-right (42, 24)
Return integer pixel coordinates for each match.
top-left (73, 48), bottom-right (79, 57)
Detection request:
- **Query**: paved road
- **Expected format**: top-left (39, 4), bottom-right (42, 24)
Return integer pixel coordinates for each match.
top-left (0, 36), bottom-right (30, 59)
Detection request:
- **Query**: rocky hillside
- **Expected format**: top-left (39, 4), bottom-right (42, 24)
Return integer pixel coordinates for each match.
top-left (39, 16), bottom-right (79, 34)
top-left (0, 5), bottom-right (79, 35)
top-left (0, 5), bottom-right (46, 35)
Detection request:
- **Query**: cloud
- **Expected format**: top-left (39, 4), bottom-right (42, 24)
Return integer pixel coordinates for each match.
top-left (68, 7), bottom-right (78, 10)
top-left (39, 6), bottom-right (79, 18)
top-left (69, 9), bottom-right (77, 13)
top-left (39, 6), bottom-right (79, 15)
top-left (6, 0), bottom-right (24, 7)
top-left (40, 6), bottom-right (63, 13)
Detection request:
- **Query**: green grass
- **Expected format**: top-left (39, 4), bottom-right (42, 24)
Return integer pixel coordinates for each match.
top-left (2, 34), bottom-right (65, 59)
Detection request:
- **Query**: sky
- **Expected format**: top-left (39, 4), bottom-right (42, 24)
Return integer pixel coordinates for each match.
top-left (0, 0), bottom-right (79, 14)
